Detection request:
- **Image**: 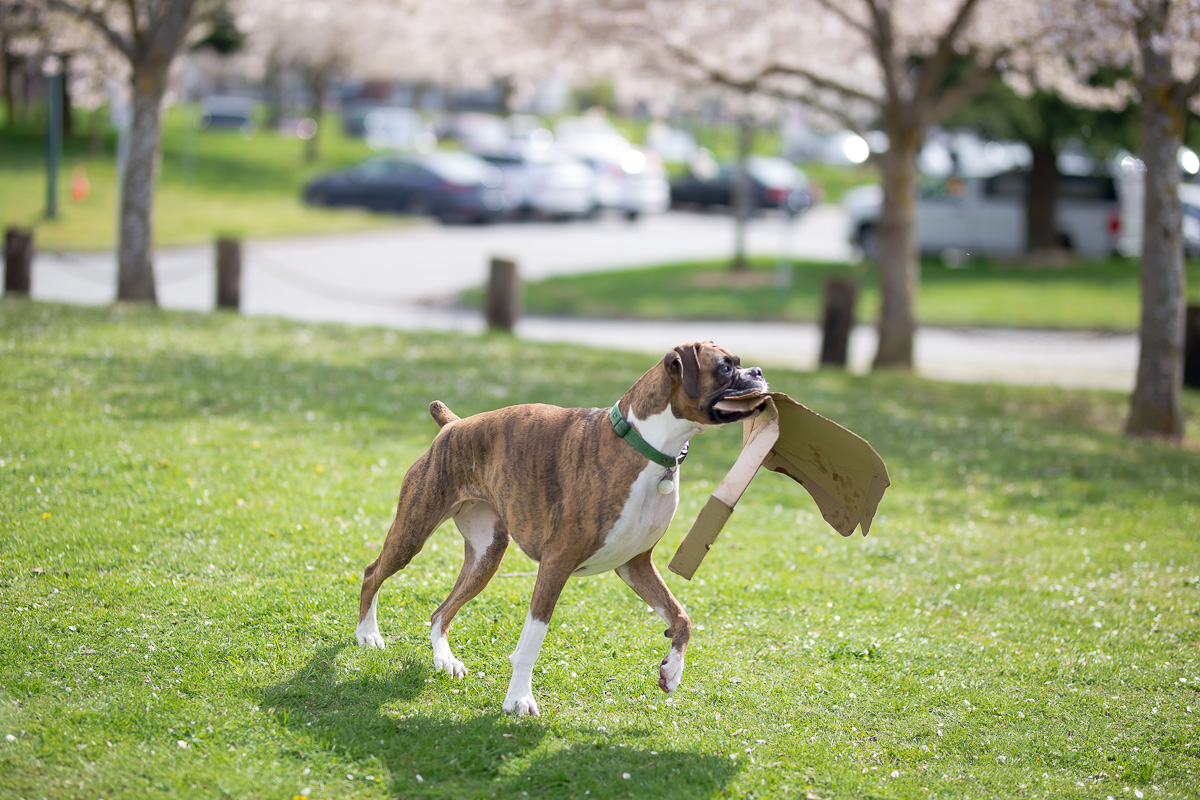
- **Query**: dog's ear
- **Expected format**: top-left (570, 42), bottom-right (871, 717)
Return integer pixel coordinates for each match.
top-left (664, 343), bottom-right (703, 397)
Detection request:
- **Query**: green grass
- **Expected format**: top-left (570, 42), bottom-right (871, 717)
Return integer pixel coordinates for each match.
top-left (0, 107), bottom-right (412, 251)
top-left (478, 255), bottom-right (1200, 331)
top-left (2, 300), bottom-right (1199, 799)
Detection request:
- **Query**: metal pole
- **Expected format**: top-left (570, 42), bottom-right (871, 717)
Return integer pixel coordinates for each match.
top-left (45, 65), bottom-right (63, 220)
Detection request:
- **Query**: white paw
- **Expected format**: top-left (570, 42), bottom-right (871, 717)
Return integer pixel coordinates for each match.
top-left (434, 653), bottom-right (468, 679)
top-left (658, 648), bottom-right (685, 694)
top-left (503, 694), bottom-right (540, 717)
top-left (356, 625), bottom-right (385, 649)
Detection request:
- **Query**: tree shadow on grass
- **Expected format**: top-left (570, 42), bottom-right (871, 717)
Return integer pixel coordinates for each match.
top-left (259, 644), bottom-right (740, 799)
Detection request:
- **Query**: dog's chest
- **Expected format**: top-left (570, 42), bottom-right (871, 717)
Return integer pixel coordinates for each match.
top-left (573, 465), bottom-right (679, 576)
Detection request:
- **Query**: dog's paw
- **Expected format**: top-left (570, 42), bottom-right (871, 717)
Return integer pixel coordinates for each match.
top-left (503, 694), bottom-right (540, 718)
top-left (658, 648), bottom-right (685, 694)
top-left (356, 625), bottom-right (386, 649)
top-left (434, 653), bottom-right (468, 679)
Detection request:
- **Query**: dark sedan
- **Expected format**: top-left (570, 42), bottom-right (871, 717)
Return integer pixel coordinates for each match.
top-left (670, 156), bottom-right (814, 216)
top-left (303, 152), bottom-right (512, 223)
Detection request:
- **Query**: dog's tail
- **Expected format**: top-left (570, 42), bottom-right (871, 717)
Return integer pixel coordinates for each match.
top-left (429, 401), bottom-right (460, 428)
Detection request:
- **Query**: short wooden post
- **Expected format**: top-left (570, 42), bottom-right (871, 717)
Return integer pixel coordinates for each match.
top-left (216, 237), bottom-right (242, 310)
top-left (819, 277), bottom-right (858, 368)
top-left (485, 257), bottom-right (520, 332)
top-left (4, 227), bottom-right (33, 295)
top-left (1185, 305), bottom-right (1200, 390)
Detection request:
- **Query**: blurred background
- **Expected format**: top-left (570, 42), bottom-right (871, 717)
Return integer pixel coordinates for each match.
top-left (3, 0), bottom-right (1199, 435)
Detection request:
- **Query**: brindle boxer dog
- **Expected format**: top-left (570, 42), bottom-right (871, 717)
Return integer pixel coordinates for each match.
top-left (355, 342), bottom-right (768, 716)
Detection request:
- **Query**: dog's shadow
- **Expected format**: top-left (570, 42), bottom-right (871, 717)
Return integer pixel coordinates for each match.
top-left (258, 643), bottom-right (740, 798)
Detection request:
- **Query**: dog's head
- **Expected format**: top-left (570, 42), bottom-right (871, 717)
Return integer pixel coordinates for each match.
top-left (662, 342), bottom-right (769, 425)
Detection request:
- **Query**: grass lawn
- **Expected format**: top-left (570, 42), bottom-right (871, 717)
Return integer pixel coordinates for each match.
top-left (0, 108), bottom-right (412, 251)
top-left (479, 255), bottom-right (1200, 332)
top-left (1, 299), bottom-right (1198, 799)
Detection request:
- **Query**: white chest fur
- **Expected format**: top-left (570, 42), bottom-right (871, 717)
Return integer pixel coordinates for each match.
top-left (573, 406), bottom-right (703, 577)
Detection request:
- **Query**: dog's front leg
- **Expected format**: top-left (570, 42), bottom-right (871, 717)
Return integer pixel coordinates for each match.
top-left (503, 561), bottom-right (572, 718)
top-left (616, 551), bottom-right (691, 694)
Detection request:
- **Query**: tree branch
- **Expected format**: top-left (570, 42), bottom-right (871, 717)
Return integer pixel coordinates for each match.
top-left (1177, 65), bottom-right (1200, 107)
top-left (753, 82), bottom-right (870, 134)
top-left (928, 49), bottom-right (1004, 126)
top-left (760, 62), bottom-right (881, 107)
top-left (914, 0), bottom-right (983, 106)
top-left (662, 41), bottom-right (771, 94)
top-left (863, 0), bottom-right (901, 107)
top-left (45, 0), bottom-right (133, 59)
top-left (810, 0), bottom-right (871, 40)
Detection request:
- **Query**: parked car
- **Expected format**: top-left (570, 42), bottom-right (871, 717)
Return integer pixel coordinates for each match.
top-left (842, 170), bottom-right (1122, 261)
top-left (554, 117), bottom-right (670, 220)
top-left (1116, 176), bottom-right (1200, 258)
top-left (436, 112), bottom-right (510, 151)
top-left (670, 156), bottom-right (815, 216)
top-left (302, 152), bottom-right (511, 223)
top-left (472, 148), bottom-right (594, 220)
top-left (197, 96), bottom-right (256, 135)
top-left (578, 147), bottom-right (671, 220)
top-left (362, 107), bottom-right (436, 152)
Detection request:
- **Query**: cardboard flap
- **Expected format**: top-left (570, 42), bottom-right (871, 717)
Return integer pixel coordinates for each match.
top-left (760, 392), bottom-right (890, 537)
top-left (669, 391), bottom-right (890, 580)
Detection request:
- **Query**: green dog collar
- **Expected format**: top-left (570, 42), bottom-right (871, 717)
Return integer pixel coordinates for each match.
top-left (609, 404), bottom-right (688, 469)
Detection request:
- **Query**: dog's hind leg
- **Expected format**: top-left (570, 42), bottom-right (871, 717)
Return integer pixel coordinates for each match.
top-left (429, 501), bottom-right (509, 678)
top-left (357, 454), bottom-right (454, 649)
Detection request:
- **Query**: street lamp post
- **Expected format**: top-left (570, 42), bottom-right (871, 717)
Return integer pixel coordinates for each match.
top-left (44, 57), bottom-right (63, 220)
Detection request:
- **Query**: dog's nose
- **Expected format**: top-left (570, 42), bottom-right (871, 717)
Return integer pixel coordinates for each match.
top-left (747, 367), bottom-right (764, 381)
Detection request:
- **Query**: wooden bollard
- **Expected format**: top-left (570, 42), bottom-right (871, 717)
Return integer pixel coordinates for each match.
top-left (216, 237), bottom-right (242, 310)
top-left (1185, 305), bottom-right (1200, 390)
top-left (4, 227), bottom-right (33, 295)
top-left (485, 257), bottom-right (520, 332)
top-left (819, 277), bottom-right (858, 368)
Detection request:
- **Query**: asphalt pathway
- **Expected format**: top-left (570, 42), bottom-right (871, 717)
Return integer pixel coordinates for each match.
top-left (20, 208), bottom-right (1137, 391)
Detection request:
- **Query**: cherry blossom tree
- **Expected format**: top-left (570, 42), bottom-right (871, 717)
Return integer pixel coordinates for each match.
top-left (1020, 0), bottom-right (1200, 441)
top-left (513, 0), bottom-right (1041, 370)
top-left (1, 1), bottom-right (46, 124)
top-left (43, 0), bottom-right (221, 303)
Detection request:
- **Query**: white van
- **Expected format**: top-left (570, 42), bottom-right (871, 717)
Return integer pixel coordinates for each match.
top-left (843, 170), bottom-right (1123, 261)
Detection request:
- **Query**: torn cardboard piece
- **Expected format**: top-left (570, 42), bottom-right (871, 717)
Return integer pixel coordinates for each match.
top-left (668, 392), bottom-right (890, 580)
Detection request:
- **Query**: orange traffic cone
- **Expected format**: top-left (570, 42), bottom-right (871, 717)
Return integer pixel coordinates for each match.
top-left (71, 166), bottom-right (90, 202)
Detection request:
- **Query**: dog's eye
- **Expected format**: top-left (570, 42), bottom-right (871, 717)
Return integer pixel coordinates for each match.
top-left (718, 361), bottom-right (733, 376)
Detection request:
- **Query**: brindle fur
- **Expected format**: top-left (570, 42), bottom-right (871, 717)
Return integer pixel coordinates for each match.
top-left (357, 342), bottom-right (766, 705)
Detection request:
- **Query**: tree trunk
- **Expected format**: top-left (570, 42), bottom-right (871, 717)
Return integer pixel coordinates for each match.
top-left (1126, 12), bottom-right (1186, 440)
top-left (59, 53), bottom-right (74, 139)
top-left (262, 50), bottom-right (284, 129)
top-left (117, 64), bottom-right (167, 302)
top-left (2, 46), bottom-right (17, 125)
top-left (303, 67), bottom-right (326, 165)
top-left (872, 122), bottom-right (921, 370)
top-left (1025, 141), bottom-right (1060, 255)
top-left (730, 110), bottom-right (754, 272)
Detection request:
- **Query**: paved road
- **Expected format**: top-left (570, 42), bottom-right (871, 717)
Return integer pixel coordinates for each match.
top-left (22, 207), bottom-right (1137, 391)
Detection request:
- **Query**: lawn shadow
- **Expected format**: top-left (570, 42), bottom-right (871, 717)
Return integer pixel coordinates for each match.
top-left (259, 643), bottom-right (740, 799)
